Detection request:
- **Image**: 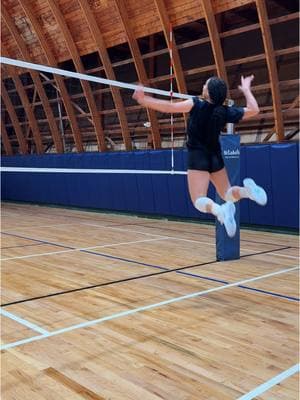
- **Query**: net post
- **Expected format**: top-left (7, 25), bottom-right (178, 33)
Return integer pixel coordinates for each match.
top-left (216, 99), bottom-right (241, 261)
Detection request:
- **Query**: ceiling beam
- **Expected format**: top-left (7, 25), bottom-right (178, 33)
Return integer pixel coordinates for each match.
top-left (77, 0), bottom-right (132, 151)
top-left (2, 7), bottom-right (64, 153)
top-left (1, 82), bottom-right (28, 154)
top-left (153, 0), bottom-right (188, 125)
top-left (263, 95), bottom-right (299, 142)
top-left (2, 46), bottom-right (44, 154)
top-left (153, 0), bottom-right (188, 95)
top-left (255, 0), bottom-right (284, 142)
top-left (114, 0), bottom-right (161, 149)
top-left (201, 0), bottom-right (229, 89)
top-left (47, 0), bottom-right (106, 152)
top-left (1, 119), bottom-right (13, 155)
top-left (20, 0), bottom-right (84, 153)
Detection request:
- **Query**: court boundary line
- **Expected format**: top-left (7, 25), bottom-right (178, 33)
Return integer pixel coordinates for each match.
top-left (3, 203), bottom-right (299, 246)
top-left (2, 223), bottom-right (82, 232)
top-left (2, 224), bottom-right (298, 262)
top-left (1, 232), bottom-right (74, 249)
top-left (237, 363), bottom-right (300, 400)
top-left (82, 223), bottom-right (299, 259)
top-left (1, 243), bottom-right (44, 250)
top-left (1, 237), bottom-right (170, 261)
top-left (1, 259), bottom-right (217, 306)
top-left (106, 221), bottom-right (299, 249)
top-left (0, 309), bottom-right (49, 335)
top-left (2, 246), bottom-right (297, 307)
top-left (3, 203), bottom-right (298, 250)
top-left (1, 265), bottom-right (298, 351)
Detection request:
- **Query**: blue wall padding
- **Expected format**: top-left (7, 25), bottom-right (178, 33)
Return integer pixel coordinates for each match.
top-left (1, 143), bottom-right (299, 228)
top-left (244, 145), bottom-right (275, 226)
top-left (167, 150), bottom-right (189, 217)
top-left (149, 150), bottom-right (171, 215)
top-left (134, 151), bottom-right (155, 214)
top-left (239, 146), bottom-right (250, 224)
top-left (270, 144), bottom-right (299, 228)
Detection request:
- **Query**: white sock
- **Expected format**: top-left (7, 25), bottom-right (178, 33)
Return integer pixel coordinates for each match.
top-left (194, 197), bottom-right (221, 217)
top-left (225, 187), bottom-right (249, 202)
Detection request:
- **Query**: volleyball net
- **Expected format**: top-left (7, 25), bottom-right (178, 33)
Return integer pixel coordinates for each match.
top-left (1, 56), bottom-right (191, 160)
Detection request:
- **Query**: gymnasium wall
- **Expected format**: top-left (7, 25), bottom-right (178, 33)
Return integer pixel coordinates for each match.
top-left (1, 142), bottom-right (299, 229)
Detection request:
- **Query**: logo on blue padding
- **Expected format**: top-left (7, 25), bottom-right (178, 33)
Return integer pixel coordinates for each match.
top-left (223, 149), bottom-right (240, 158)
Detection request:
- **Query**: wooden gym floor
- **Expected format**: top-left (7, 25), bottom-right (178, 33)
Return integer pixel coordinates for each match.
top-left (1, 202), bottom-right (299, 399)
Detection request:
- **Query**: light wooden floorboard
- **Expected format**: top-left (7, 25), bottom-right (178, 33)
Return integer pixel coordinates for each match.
top-left (1, 203), bottom-right (299, 399)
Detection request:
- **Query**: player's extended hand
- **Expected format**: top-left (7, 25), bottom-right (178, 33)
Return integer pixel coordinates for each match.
top-left (238, 75), bottom-right (254, 93)
top-left (132, 85), bottom-right (145, 104)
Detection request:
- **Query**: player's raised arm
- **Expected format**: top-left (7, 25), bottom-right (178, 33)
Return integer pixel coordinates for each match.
top-left (239, 75), bottom-right (260, 120)
top-left (132, 85), bottom-right (193, 114)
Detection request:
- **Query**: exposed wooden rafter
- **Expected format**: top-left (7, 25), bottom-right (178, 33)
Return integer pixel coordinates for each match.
top-left (153, 0), bottom-right (188, 125)
top-left (263, 95), bottom-right (299, 142)
top-left (114, 0), bottom-right (161, 149)
top-left (77, 0), bottom-right (132, 151)
top-left (1, 2), bottom-right (297, 152)
top-left (1, 81), bottom-right (28, 154)
top-left (20, 0), bottom-right (84, 152)
top-left (1, 119), bottom-right (13, 155)
top-left (201, 0), bottom-right (229, 88)
top-left (255, 0), bottom-right (285, 142)
top-left (2, 7), bottom-right (64, 153)
top-left (153, 0), bottom-right (188, 95)
top-left (2, 46), bottom-right (44, 154)
top-left (46, 0), bottom-right (106, 152)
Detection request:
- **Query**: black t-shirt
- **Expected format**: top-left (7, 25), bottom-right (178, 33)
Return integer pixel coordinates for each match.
top-left (186, 97), bottom-right (244, 152)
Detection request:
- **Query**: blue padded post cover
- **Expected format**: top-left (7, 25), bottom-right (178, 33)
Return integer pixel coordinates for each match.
top-left (216, 135), bottom-right (240, 261)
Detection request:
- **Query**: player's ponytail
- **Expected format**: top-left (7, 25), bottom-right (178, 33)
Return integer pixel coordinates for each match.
top-left (207, 77), bottom-right (228, 140)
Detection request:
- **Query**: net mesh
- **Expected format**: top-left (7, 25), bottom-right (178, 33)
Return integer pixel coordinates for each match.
top-left (1, 57), bottom-right (190, 155)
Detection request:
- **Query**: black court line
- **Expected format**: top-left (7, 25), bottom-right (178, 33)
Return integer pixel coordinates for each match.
top-left (177, 270), bottom-right (299, 302)
top-left (1, 232), bottom-right (74, 250)
top-left (1, 230), bottom-right (293, 269)
top-left (0, 259), bottom-right (217, 306)
top-left (105, 222), bottom-right (299, 249)
top-left (1, 243), bottom-right (44, 250)
top-left (1, 246), bottom-right (295, 307)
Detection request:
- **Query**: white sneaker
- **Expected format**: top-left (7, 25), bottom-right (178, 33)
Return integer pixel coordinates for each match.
top-left (243, 178), bottom-right (267, 206)
top-left (217, 201), bottom-right (237, 238)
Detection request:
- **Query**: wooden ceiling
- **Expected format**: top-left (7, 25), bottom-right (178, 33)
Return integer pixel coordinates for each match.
top-left (1, 0), bottom-right (299, 154)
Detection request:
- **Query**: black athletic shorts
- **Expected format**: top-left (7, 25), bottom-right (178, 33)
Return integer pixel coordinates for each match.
top-left (187, 147), bottom-right (224, 173)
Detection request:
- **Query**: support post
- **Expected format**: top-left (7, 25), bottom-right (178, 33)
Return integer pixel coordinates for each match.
top-left (216, 130), bottom-right (240, 261)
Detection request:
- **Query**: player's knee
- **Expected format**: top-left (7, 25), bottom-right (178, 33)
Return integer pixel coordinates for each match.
top-left (225, 187), bottom-right (239, 202)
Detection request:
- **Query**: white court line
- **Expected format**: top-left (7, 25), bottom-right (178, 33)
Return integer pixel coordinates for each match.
top-left (237, 363), bottom-right (300, 400)
top-left (266, 253), bottom-right (299, 260)
top-left (83, 222), bottom-right (299, 259)
top-left (3, 222), bottom-right (297, 262)
top-left (1, 265), bottom-right (298, 351)
top-left (2, 223), bottom-right (81, 232)
top-left (83, 222), bottom-right (214, 246)
top-left (0, 309), bottom-right (49, 335)
top-left (1, 237), bottom-right (169, 261)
